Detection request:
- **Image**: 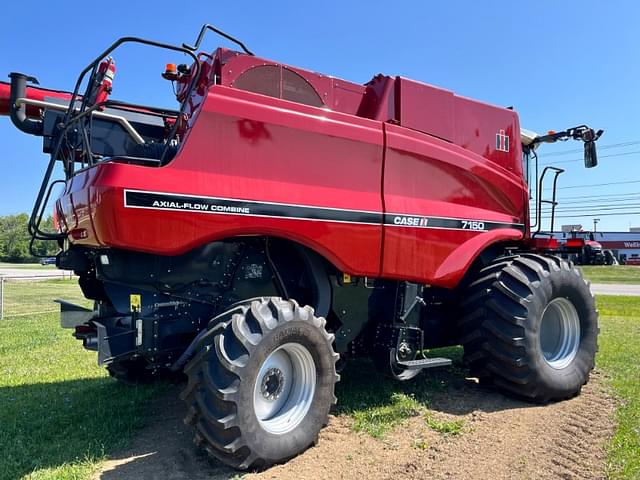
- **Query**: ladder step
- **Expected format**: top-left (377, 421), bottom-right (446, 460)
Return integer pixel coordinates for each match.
top-left (396, 357), bottom-right (452, 370)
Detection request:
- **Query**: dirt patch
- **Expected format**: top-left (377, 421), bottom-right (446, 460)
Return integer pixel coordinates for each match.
top-left (96, 392), bottom-right (231, 480)
top-left (394, 372), bottom-right (617, 480)
top-left (94, 371), bottom-right (616, 480)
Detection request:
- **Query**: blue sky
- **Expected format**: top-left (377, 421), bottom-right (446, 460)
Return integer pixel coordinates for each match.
top-left (1, 1), bottom-right (638, 231)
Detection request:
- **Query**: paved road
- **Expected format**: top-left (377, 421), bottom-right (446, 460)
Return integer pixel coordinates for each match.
top-left (0, 268), bottom-right (72, 279)
top-left (591, 283), bottom-right (640, 296)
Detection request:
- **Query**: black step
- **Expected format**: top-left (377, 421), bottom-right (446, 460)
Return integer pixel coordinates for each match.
top-left (395, 357), bottom-right (452, 370)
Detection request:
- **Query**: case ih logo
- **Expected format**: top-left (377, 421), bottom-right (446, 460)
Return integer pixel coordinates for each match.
top-left (392, 215), bottom-right (429, 227)
top-left (625, 241), bottom-right (640, 248)
top-left (496, 129), bottom-right (510, 152)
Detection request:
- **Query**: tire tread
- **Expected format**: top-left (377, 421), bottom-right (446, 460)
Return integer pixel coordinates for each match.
top-left (459, 253), bottom-right (597, 402)
top-left (181, 297), bottom-right (338, 470)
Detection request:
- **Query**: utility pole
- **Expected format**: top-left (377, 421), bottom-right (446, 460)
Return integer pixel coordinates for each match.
top-left (593, 218), bottom-right (600, 232)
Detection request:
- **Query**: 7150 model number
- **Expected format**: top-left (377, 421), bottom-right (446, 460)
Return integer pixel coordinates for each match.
top-left (461, 220), bottom-right (486, 231)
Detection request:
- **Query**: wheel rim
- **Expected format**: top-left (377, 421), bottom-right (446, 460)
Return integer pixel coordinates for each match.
top-left (539, 297), bottom-right (581, 369)
top-left (253, 343), bottom-right (316, 435)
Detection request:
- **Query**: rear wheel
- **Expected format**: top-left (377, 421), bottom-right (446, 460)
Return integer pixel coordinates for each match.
top-left (181, 297), bottom-right (339, 469)
top-left (460, 254), bottom-right (598, 402)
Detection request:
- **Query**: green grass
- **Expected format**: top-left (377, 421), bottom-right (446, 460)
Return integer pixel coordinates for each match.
top-left (1, 279), bottom-right (90, 318)
top-left (0, 282), bottom-right (164, 479)
top-left (580, 265), bottom-right (640, 284)
top-left (424, 414), bottom-right (464, 435)
top-left (337, 347), bottom-right (466, 439)
top-left (597, 296), bottom-right (640, 479)
top-left (351, 392), bottom-right (421, 437)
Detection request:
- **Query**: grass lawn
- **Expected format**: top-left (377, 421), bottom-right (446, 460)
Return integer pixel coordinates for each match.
top-left (0, 282), bottom-right (164, 480)
top-left (580, 265), bottom-right (640, 284)
top-left (0, 279), bottom-right (638, 479)
top-left (598, 296), bottom-right (640, 479)
top-left (1, 279), bottom-right (90, 318)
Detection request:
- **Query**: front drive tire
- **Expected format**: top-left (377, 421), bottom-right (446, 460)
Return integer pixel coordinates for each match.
top-left (181, 297), bottom-right (339, 470)
top-left (460, 254), bottom-right (598, 402)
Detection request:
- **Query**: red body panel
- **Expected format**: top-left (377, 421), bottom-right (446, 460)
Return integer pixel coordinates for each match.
top-left (52, 49), bottom-right (528, 288)
top-left (382, 123), bottom-right (525, 285)
top-left (63, 86), bottom-right (385, 276)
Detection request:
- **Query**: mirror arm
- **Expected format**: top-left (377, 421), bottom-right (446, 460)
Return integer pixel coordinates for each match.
top-left (530, 125), bottom-right (603, 169)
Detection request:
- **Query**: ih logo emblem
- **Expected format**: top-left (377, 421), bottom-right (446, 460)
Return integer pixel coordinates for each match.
top-left (496, 129), bottom-right (510, 152)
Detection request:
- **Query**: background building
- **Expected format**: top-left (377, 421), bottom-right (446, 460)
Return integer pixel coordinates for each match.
top-left (558, 225), bottom-right (640, 263)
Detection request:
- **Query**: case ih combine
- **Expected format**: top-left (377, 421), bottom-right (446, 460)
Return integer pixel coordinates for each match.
top-left (562, 231), bottom-right (616, 265)
top-left (1, 25), bottom-right (604, 469)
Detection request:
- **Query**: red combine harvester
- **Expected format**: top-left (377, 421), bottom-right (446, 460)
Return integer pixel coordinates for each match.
top-left (0, 25), bottom-right (604, 469)
top-left (563, 231), bottom-right (615, 265)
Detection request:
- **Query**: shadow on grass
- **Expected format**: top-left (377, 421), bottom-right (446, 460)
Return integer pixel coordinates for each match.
top-left (96, 385), bottom-right (235, 480)
top-left (0, 377), bottom-right (166, 480)
top-left (336, 346), bottom-right (534, 416)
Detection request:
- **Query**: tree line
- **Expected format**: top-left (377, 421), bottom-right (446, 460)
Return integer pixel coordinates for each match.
top-left (0, 214), bottom-right (59, 262)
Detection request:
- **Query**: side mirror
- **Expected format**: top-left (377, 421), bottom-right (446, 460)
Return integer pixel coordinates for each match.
top-left (584, 141), bottom-right (598, 168)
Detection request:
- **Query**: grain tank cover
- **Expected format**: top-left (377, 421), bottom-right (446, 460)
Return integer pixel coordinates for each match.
top-left (396, 77), bottom-right (455, 142)
top-left (214, 49), bottom-right (521, 172)
top-left (394, 77), bottom-right (521, 171)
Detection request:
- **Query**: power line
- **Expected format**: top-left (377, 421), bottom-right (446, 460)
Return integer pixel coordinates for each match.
top-left (543, 179), bottom-right (640, 191)
top-left (537, 205), bottom-right (640, 213)
top-left (539, 140), bottom-right (640, 157)
top-left (540, 211), bottom-right (640, 218)
top-left (553, 191), bottom-right (640, 201)
top-left (558, 198), bottom-right (640, 206)
top-left (552, 205), bottom-right (640, 213)
top-left (530, 196), bottom-right (640, 206)
top-left (539, 150), bottom-right (640, 166)
top-left (534, 201), bottom-right (640, 217)
top-left (530, 193), bottom-right (640, 212)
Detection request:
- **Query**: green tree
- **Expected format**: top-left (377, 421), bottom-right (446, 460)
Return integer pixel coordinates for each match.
top-left (0, 214), bottom-right (59, 262)
top-left (31, 216), bottom-right (60, 258)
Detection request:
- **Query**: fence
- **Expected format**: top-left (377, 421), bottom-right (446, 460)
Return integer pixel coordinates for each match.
top-left (0, 273), bottom-right (87, 320)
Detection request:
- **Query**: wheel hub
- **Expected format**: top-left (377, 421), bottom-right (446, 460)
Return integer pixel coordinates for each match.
top-left (261, 367), bottom-right (285, 400)
top-left (253, 343), bottom-right (317, 435)
top-left (540, 297), bottom-right (581, 369)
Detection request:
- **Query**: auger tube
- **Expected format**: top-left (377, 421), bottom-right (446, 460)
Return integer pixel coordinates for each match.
top-left (8, 72), bottom-right (44, 136)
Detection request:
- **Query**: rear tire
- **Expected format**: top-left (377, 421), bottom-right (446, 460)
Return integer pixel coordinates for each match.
top-left (460, 254), bottom-right (598, 402)
top-left (181, 297), bottom-right (339, 470)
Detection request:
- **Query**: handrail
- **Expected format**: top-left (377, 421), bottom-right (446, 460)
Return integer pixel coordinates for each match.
top-left (183, 24), bottom-right (254, 55)
top-left (533, 166), bottom-right (565, 237)
top-left (28, 179), bottom-right (66, 256)
top-left (15, 98), bottom-right (145, 144)
top-left (29, 36), bottom-right (201, 242)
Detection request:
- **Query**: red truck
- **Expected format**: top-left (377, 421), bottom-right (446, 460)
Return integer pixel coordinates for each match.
top-left (0, 25), bottom-right (603, 469)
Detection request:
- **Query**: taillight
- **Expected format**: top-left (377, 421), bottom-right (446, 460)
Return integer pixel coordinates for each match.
top-left (70, 228), bottom-right (88, 240)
